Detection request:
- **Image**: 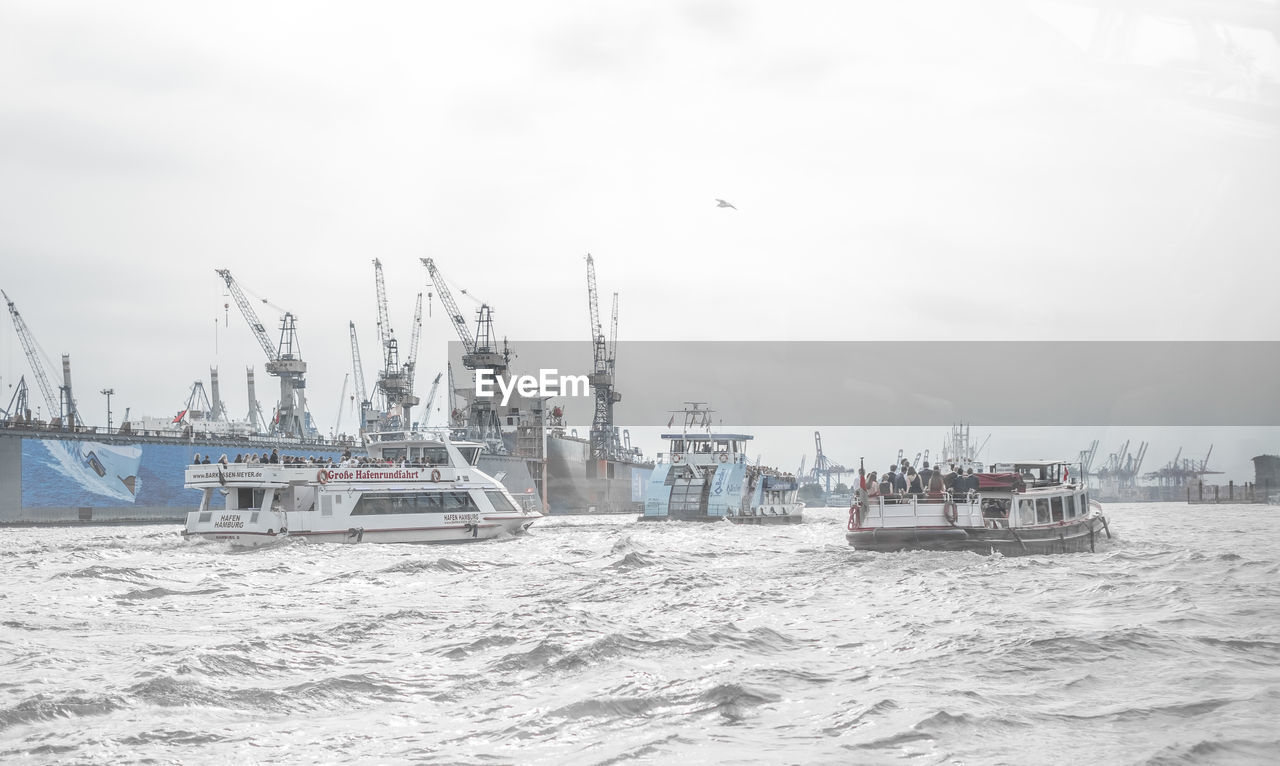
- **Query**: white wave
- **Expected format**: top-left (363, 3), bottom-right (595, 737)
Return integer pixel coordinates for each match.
top-left (39, 439), bottom-right (143, 503)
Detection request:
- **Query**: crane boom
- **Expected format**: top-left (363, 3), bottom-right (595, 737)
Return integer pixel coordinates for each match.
top-left (215, 269), bottom-right (278, 361)
top-left (586, 254), bottom-right (603, 366)
top-left (373, 258), bottom-right (393, 351)
top-left (421, 258), bottom-right (476, 352)
top-left (423, 372), bottom-right (443, 421)
top-left (608, 291), bottom-right (619, 371)
top-left (2, 290), bottom-right (61, 421)
top-left (406, 292), bottom-right (423, 391)
top-left (349, 321), bottom-right (368, 410)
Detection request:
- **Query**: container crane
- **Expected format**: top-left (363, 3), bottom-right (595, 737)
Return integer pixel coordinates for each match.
top-left (585, 254), bottom-right (623, 461)
top-left (811, 431), bottom-right (848, 492)
top-left (3, 290), bottom-right (79, 427)
top-left (214, 269), bottom-right (311, 438)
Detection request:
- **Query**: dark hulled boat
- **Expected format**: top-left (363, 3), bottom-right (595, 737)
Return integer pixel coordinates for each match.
top-left (846, 460), bottom-right (1110, 554)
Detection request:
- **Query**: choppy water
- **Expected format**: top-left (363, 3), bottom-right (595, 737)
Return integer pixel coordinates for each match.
top-left (2, 504), bottom-right (1278, 764)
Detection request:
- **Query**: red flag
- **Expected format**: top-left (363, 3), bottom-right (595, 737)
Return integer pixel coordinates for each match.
top-left (1063, 465), bottom-right (1070, 483)
top-left (172, 409), bottom-right (187, 423)
top-left (667, 415), bottom-right (674, 428)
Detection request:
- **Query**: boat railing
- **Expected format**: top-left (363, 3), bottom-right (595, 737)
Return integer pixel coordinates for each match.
top-left (861, 490), bottom-right (983, 528)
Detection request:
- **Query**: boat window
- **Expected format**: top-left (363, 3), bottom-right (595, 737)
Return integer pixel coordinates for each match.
top-left (670, 440), bottom-right (685, 454)
top-left (981, 499), bottom-right (1010, 519)
top-left (715, 440), bottom-right (730, 452)
top-left (1081, 491), bottom-right (1089, 512)
top-left (669, 481), bottom-right (704, 513)
top-left (383, 448), bottom-right (406, 462)
top-left (486, 490), bottom-right (517, 512)
top-left (1065, 495), bottom-right (1076, 518)
top-left (417, 494), bottom-right (443, 512)
top-left (457, 447), bottom-right (480, 466)
top-left (1035, 498), bottom-right (1050, 524)
top-left (1018, 499), bottom-right (1036, 525)
top-left (442, 492), bottom-right (479, 511)
top-left (1051, 496), bottom-right (1064, 522)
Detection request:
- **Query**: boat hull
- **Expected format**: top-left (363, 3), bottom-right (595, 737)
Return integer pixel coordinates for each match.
top-left (637, 510), bottom-right (803, 525)
top-left (847, 515), bottom-right (1108, 555)
top-left (545, 435), bottom-right (652, 514)
top-left (182, 508), bottom-right (537, 548)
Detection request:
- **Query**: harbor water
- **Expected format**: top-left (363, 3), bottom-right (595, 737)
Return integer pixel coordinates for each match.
top-left (2, 504), bottom-right (1278, 764)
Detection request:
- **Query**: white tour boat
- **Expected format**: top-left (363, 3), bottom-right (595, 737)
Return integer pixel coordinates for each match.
top-left (182, 430), bottom-right (541, 547)
top-left (640, 404), bottom-right (803, 524)
top-left (847, 460), bottom-right (1110, 554)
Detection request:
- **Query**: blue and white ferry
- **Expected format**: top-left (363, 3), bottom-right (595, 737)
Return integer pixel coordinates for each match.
top-left (640, 404), bottom-right (803, 524)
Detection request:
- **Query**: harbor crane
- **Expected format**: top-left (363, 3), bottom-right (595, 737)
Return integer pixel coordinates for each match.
top-left (370, 259), bottom-right (419, 427)
top-left (421, 258), bottom-right (507, 445)
top-left (1, 376), bottom-right (29, 425)
top-left (406, 292), bottom-right (423, 394)
top-left (810, 431), bottom-right (848, 492)
top-left (1078, 440), bottom-right (1100, 482)
top-left (1143, 444), bottom-right (1221, 487)
top-left (215, 269), bottom-right (311, 438)
top-left (3, 290), bottom-right (79, 427)
top-left (421, 372), bottom-right (443, 426)
top-left (349, 322), bottom-right (370, 430)
top-left (421, 258), bottom-right (509, 375)
top-left (585, 254), bottom-right (623, 461)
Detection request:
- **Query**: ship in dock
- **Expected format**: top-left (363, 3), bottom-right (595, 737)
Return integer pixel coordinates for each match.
top-left (4, 253), bottom-right (654, 524)
top-left (421, 255), bottom-right (652, 516)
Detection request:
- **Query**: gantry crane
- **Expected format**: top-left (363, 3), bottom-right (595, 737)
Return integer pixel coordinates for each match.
top-left (3, 290), bottom-right (79, 427)
top-left (810, 431), bottom-right (848, 492)
top-left (421, 258), bottom-right (507, 445)
top-left (585, 254), bottom-right (623, 461)
top-left (215, 269), bottom-right (311, 438)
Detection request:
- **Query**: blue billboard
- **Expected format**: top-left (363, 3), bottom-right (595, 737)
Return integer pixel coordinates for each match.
top-left (20, 437), bottom-right (338, 509)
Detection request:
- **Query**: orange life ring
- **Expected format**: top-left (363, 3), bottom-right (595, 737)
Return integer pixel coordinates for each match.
top-left (718, 453), bottom-right (729, 463)
top-left (942, 500), bottom-right (958, 524)
top-left (316, 469), bottom-right (329, 485)
top-left (672, 453), bottom-right (683, 463)
top-left (430, 468), bottom-right (442, 482)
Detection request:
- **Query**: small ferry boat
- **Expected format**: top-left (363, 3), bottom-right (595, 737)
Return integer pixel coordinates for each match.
top-left (640, 404), bottom-right (803, 524)
top-left (182, 429), bottom-right (540, 547)
top-left (847, 460), bottom-right (1110, 554)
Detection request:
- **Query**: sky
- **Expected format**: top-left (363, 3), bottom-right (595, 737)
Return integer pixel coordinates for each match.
top-left (1, 1), bottom-right (1278, 481)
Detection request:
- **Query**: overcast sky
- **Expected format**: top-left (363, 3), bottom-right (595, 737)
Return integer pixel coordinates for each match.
top-left (1, 1), bottom-right (1277, 479)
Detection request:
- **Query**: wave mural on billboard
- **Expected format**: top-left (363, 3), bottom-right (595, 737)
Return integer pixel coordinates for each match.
top-left (20, 438), bottom-right (340, 509)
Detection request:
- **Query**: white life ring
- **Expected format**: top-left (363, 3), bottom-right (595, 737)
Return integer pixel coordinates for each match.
top-left (316, 469), bottom-right (329, 485)
top-left (672, 453), bottom-right (683, 463)
top-left (718, 453), bottom-right (729, 464)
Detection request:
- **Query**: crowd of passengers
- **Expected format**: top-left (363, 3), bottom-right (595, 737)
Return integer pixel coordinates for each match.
top-left (856, 460), bottom-right (981, 501)
top-left (190, 449), bottom-right (441, 468)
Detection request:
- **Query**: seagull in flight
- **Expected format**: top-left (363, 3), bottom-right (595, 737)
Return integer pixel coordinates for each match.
top-left (715, 199), bottom-right (737, 210)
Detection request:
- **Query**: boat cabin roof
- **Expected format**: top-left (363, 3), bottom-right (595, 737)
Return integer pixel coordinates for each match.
top-left (661, 433), bottom-right (754, 441)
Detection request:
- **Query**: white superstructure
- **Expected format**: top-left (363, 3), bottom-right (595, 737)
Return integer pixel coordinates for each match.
top-left (182, 430), bottom-right (540, 546)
